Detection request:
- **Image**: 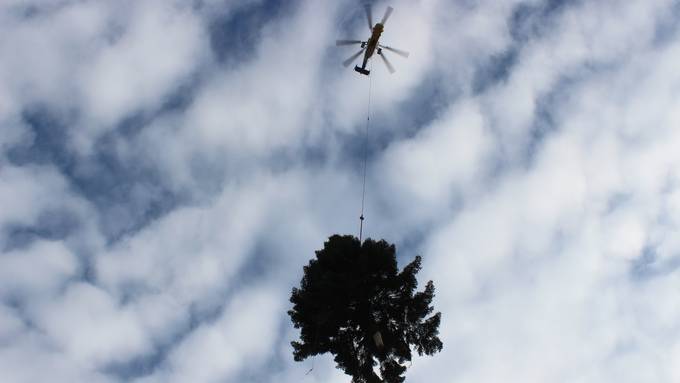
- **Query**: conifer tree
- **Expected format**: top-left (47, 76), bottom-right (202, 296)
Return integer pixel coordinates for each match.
top-left (289, 235), bottom-right (442, 382)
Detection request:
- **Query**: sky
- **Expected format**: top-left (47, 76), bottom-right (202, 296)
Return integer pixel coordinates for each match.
top-left (1, 0), bottom-right (680, 382)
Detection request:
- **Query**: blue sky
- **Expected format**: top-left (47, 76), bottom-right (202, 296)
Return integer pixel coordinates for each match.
top-left (2, 0), bottom-right (680, 382)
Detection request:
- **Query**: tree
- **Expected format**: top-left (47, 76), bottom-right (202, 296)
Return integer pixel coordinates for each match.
top-left (289, 235), bottom-right (442, 383)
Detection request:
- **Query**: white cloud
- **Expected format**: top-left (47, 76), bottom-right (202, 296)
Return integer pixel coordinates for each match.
top-left (31, 281), bottom-right (152, 367)
top-left (184, 2), bottom-right (338, 157)
top-left (0, 304), bottom-right (24, 342)
top-left (2, 0), bottom-right (680, 382)
top-left (140, 285), bottom-right (283, 383)
top-left (0, 240), bottom-right (78, 300)
top-left (0, 330), bottom-right (117, 383)
top-left (0, 163), bottom-right (98, 248)
top-left (377, 99), bottom-right (494, 226)
top-left (78, 0), bottom-right (209, 133)
top-left (412, 1), bottom-right (680, 381)
top-left (0, 0), bottom-right (210, 154)
top-left (97, 172), bottom-right (280, 304)
top-left (0, 1), bottom-right (108, 107)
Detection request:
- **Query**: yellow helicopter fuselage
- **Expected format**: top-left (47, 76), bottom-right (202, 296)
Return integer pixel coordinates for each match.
top-left (355, 23), bottom-right (384, 75)
top-left (365, 23), bottom-right (384, 59)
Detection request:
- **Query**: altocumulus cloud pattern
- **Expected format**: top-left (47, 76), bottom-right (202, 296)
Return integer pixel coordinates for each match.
top-left (1, 0), bottom-right (680, 382)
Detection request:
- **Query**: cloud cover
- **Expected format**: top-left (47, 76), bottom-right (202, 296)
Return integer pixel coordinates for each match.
top-left (1, 0), bottom-right (680, 382)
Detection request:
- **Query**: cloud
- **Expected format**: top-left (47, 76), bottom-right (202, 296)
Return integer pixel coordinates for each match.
top-left (78, 1), bottom-right (209, 134)
top-left (32, 282), bottom-right (153, 367)
top-left (0, 240), bottom-right (77, 300)
top-left (0, 332), bottom-right (117, 383)
top-left (146, 285), bottom-right (283, 383)
top-left (1, 0), bottom-right (680, 382)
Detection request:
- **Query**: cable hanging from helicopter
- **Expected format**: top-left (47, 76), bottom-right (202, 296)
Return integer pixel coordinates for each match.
top-left (335, 4), bottom-right (410, 240)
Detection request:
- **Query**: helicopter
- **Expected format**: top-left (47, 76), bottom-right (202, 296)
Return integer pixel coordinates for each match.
top-left (336, 4), bottom-right (410, 75)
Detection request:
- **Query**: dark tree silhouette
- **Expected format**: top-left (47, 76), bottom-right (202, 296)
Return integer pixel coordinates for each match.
top-left (289, 235), bottom-right (442, 383)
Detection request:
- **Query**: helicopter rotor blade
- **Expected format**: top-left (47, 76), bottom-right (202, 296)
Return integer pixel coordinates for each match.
top-left (364, 3), bottom-right (374, 30)
top-left (379, 44), bottom-right (409, 58)
top-left (379, 51), bottom-right (396, 74)
top-left (336, 39), bottom-right (363, 46)
top-left (380, 6), bottom-right (393, 25)
top-left (343, 49), bottom-right (365, 67)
